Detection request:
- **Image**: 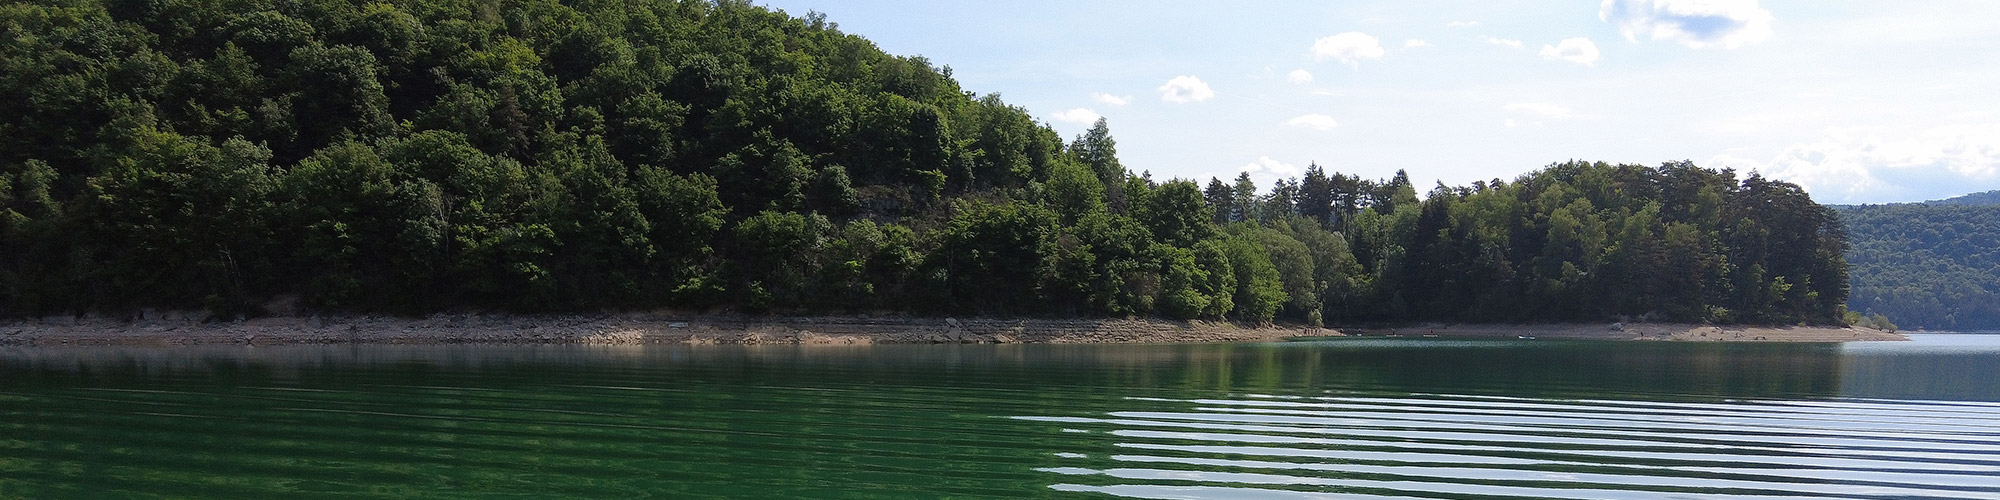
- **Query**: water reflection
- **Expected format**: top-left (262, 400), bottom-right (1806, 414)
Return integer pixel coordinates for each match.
top-left (1, 336), bottom-right (1998, 499)
top-left (1840, 334), bottom-right (2000, 401)
top-left (1016, 336), bottom-right (2000, 500)
top-left (0, 339), bottom-right (1863, 401)
top-left (1033, 392), bottom-right (2000, 499)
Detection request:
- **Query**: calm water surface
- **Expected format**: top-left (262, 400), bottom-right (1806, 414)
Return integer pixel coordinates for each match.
top-left (3, 334), bottom-right (1998, 499)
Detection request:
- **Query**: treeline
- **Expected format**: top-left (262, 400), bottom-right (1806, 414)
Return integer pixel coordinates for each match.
top-left (0, 0), bottom-right (1847, 325)
top-left (1836, 203), bottom-right (2000, 330)
top-left (1210, 160), bottom-right (1848, 325)
top-left (1925, 190), bottom-right (2000, 207)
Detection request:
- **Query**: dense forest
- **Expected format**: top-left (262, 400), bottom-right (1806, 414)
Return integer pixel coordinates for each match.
top-left (1837, 199), bottom-right (2000, 331)
top-left (1924, 190), bottom-right (2000, 207)
top-left (0, 0), bottom-right (1849, 325)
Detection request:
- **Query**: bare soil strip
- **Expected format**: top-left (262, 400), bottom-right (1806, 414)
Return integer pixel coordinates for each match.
top-left (0, 314), bottom-right (1900, 347)
top-left (1348, 322), bottom-right (1906, 342)
top-left (0, 314), bottom-right (1319, 346)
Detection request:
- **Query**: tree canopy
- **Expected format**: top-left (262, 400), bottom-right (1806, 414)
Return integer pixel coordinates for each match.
top-left (1923, 190), bottom-right (2000, 207)
top-left (0, 0), bottom-right (1849, 326)
top-left (1836, 203), bottom-right (2000, 331)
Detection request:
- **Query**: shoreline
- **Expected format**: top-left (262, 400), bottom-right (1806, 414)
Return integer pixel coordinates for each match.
top-left (0, 314), bottom-right (1903, 347)
top-left (1345, 322), bottom-right (1906, 342)
top-left (0, 314), bottom-right (1322, 347)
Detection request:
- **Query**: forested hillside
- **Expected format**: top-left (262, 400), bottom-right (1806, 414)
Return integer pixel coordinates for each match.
top-left (1924, 190), bottom-right (2000, 206)
top-left (1837, 203), bottom-right (2000, 330)
top-left (0, 0), bottom-right (1847, 325)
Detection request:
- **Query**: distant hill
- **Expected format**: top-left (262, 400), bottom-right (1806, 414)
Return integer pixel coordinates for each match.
top-left (1927, 190), bottom-right (2000, 206)
top-left (1835, 203), bottom-right (2000, 330)
top-left (1824, 190), bottom-right (2000, 210)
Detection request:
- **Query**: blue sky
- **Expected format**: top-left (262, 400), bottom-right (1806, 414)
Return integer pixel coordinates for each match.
top-left (753, 0), bottom-right (2000, 204)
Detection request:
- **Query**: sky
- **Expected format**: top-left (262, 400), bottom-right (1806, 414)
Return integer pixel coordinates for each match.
top-left (752, 0), bottom-right (2000, 204)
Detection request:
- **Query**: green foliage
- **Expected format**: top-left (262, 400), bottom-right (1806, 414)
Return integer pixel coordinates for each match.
top-left (0, 1), bottom-right (1853, 327)
top-left (633, 166), bottom-right (726, 303)
top-left (279, 139), bottom-right (443, 311)
top-left (1245, 160), bottom-right (1846, 326)
top-left (1072, 118), bottom-right (1122, 186)
top-left (1072, 210), bottom-right (1158, 316)
top-left (1138, 179), bottom-right (1214, 247)
top-left (1041, 156), bottom-right (1103, 223)
top-left (1153, 245), bottom-right (1212, 321)
top-left (1836, 203), bottom-right (2000, 330)
top-left (1234, 222), bottom-right (1320, 324)
top-left (1192, 240), bottom-right (1236, 319)
top-left (1865, 313), bottom-right (1897, 332)
top-left (730, 210), bottom-right (828, 312)
top-left (536, 135), bottom-right (654, 308)
top-left (1923, 190), bottom-right (2000, 206)
top-left (809, 165), bottom-right (860, 217)
top-left (1221, 236), bottom-right (1285, 323)
top-left (81, 128), bottom-right (277, 313)
top-left (934, 201), bottom-right (1059, 314)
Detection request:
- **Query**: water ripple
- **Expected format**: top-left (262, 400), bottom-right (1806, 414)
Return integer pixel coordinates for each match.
top-left (1035, 393), bottom-right (2000, 499)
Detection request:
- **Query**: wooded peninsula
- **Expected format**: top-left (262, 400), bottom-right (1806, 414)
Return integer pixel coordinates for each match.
top-left (1, 0), bottom-right (1851, 328)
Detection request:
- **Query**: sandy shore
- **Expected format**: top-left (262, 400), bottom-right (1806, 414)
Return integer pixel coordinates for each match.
top-left (0, 313), bottom-right (1902, 347)
top-left (0, 313), bottom-right (1322, 347)
top-left (1347, 322), bottom-right (1907, 342)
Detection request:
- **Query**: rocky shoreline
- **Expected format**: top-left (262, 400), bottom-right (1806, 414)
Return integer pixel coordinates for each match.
top-left (0, 313), bottom-right (1902, 347)
top-left (0, 313), bottom-right (1323, 347)
top-left (1346, 322), bottom-right (1907, 342)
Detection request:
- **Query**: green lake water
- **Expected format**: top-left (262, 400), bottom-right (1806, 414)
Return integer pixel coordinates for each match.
top-left (3, 334), bottom-right (1999, 499)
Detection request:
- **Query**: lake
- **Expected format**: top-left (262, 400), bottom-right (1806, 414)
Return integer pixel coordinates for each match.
top-left (4, 334), bottom-right (1998, 499)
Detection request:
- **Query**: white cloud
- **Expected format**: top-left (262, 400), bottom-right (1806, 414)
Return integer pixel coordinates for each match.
top-left (1091, 93), bottom-right (1131, 106)
top-left (1048, 108), bottom-right (1101, 125)
top-left (1600, 0), bottom-right (1774, 49)
top-left (1157, 75), bottom-right (1215, 103)
top-left (1539, 37), bottom-right (1601, 66)
top-left (1404, 39), bottom-right (1433, 48)
top-left (1482, 36), bottom-right (1524, 49)
top-left (1283, 114), bottom-right (1340, 131)
top-left (1240, 156), bottom-right (1304, 180)
top-left (1448, 20), bottom-right (1480, 28)
top-left (1286, 69), bottom-right (1314, 85)
top-left (1312, 32), bottom-right (1385, 66)
top-left (1710, 125), bottom-right (2000, 203)
top-left (1503, 102), bottom-right (1582, 119)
